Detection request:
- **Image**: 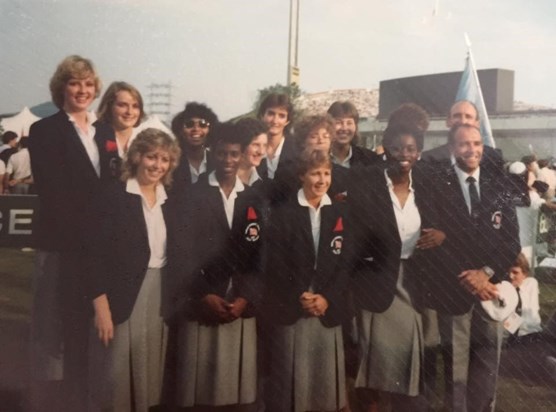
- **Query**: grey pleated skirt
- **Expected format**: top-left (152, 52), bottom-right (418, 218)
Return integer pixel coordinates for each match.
top-left (176, 317), bottom-right (257, 407)
top-left (88, 268), bottom-right (168, 412)
top-left (30, 251), bottom-right (64, 381)
top-left (355, 262), bottom-right (423, 396)
top-left (265, 317), bottom-right (346, 412)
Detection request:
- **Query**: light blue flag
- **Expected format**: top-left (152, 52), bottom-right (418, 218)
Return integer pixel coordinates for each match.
top-left (455, 46), bottom-right (495, 148)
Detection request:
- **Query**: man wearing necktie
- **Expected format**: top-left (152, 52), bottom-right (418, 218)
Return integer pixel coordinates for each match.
top-left (422, 123), bottom-right (520, 412)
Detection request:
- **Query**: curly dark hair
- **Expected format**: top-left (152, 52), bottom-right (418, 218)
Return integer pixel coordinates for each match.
top-left (171, 102), bottom-right (219, 145)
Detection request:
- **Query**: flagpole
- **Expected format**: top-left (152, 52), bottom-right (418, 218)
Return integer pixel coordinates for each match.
top-left (463, 33), bottom-right (495, 148)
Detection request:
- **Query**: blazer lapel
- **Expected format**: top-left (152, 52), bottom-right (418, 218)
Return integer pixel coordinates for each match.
top-left (209, 186), bottom-right (231, 231)
top-left (58, 111), bottom-right (100, 180)
top-left (315, 206), bottom-right (337, 286)
top-left (446, 166), bottom-right (469, 217)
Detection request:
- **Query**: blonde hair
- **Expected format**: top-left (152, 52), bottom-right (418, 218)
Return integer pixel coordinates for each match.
top-left (122, 128), bottom-right (181, 186)
top-left (49, 55), bottom-right (101, 109)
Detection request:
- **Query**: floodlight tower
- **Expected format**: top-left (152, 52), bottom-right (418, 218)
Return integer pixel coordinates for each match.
top-left (287, 0), bottom-right (300, 87)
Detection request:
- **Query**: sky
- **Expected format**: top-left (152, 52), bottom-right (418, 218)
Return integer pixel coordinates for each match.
top-left (1, 0), bottom-right (556, 121)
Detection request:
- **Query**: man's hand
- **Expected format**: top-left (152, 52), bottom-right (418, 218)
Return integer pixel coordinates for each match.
top-left (458, 269), bottom-right (490, 295)
top-left (476, 282), bottom-right (499, 301)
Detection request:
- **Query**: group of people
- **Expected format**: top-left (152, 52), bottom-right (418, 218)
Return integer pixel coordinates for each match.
top-left (27, 54), bottom-right (534, 412)
top-left (0, 130), bottom-right (33, 194)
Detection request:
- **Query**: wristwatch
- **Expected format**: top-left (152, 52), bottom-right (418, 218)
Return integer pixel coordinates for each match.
top-left (482, 266), bottom-right (495, 279)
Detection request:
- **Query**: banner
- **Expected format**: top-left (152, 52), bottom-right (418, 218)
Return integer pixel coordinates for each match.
top-left (455, 34), bottom-right (495, 147)
top-left (0, 195), bottom-right (38, 247)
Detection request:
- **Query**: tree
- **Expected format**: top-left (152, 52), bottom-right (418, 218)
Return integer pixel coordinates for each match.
top-left (252, 83), bottom-right (302, 112)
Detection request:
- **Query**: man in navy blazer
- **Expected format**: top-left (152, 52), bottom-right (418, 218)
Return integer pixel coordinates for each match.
top-left (421, 100), bottom-right (504, 172)
top-left (424, 124), bottom-right (520, 412)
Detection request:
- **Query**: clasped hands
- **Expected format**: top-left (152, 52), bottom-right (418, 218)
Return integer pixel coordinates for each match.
top-left (300, 291), bottom-right (329, 317)
top-left (458, 269), bottom-right (499, 301)
top-left (202, 294), bottom-right (248, 323)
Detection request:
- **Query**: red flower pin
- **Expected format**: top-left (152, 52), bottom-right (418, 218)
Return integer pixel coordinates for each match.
top-left (105, 140), bottom-right (118, 152)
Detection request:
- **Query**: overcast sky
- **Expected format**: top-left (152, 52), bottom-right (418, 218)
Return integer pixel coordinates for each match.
top-left (1, 0), bottom-right (556, 120)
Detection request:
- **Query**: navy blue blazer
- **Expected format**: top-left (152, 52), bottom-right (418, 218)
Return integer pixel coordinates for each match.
top-left (264, 197), bottom-right (351, 327)
top-left (184, 175), bottom-right (265, 320)
top-left (88, 181), bottom-right (185, 325)
top-left (168, 147), bottom-right (215, 206)
top-left (420, 163), bottom-right (520, 315)
top-left (349, 144), bottom-right (382, 168)
top-left (348, 163), bottom-right (441, 313)
top-left (28, 110), bottom-right (119, 251)
top-left (257, 135), bottom-right (297, 206)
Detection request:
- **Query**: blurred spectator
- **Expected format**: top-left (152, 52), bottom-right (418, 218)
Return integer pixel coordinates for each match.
top-left (0, 130), bottom-right (18, 165)
top-left (0, 158), bottom-right (5, 194)
top-left (521, 154), bottom-right (540, 189)
top-left (4, 136), bottom-right (33, 194)
top-left (509, 161), bottom-right (556, 267)
top-left (537, 158), bottom-right (556, 200)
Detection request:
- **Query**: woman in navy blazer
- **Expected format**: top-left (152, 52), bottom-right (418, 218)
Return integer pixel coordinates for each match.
top-left (175, 122), bottom-right (264, 410)
top-left (28, 55), bottom-right (120, 410)
top-left (87, 128), bottom-right (182, 412)
top-left (349, 125), bottom-right (445, 411)
top-left (264, 149), bottom-right (350, 412)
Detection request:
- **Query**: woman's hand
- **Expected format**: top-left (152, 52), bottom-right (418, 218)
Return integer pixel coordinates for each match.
top-left (300, 292), bottom-right (329, 317)
top-left (417, 228), bottom-right (446, 250)
top-left (202, 294), bottom-right (234, 323)
top-left (93, 294), bottom-right (114, 347)
top-left (227, 297), bottom-right (248, 320)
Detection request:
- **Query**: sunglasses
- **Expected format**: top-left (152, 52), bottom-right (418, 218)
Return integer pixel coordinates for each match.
top-left (184, 119), bottom-right (210, 129)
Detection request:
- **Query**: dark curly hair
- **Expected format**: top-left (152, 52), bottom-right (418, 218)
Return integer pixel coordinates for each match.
top-left (171, 102), bottom-right (219, 146)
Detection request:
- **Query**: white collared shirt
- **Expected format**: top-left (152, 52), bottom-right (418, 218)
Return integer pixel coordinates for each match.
top-left (246, 167), bottom-right (262, 186)
top-left (208, 171), bottom-right (245, 228)
top-left (331, 146), bottom-right (353, 169)
top-left (67, 111), bottom-right (99, 177)
top-left (6, 148), bottom-right (32, 180)
top-left (126, 178), bottom-right (168, 268)
top-left (117, 128), bottom-right (139, 159)
top-left (0, 144), bottom-right (10, 154)
top-left (297, 188), bottom-right (332, 260)
top-left (516, 277), bottom-right (542, 336)
top-left (189, 149), bottom-right (208, 184)
top-left (454, 165), bottom-right (481, 214)
top-left (266, 136), bottom-right (285, 179)
top-left (385, 170), bottom-right (421, 259)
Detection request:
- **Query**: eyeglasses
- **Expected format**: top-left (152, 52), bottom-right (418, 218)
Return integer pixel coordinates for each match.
top-left (184, 119), bottom-right (210, 129)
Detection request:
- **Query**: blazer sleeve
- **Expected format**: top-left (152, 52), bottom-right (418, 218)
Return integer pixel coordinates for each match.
top-left (86, 182), bottom-right (120, 300)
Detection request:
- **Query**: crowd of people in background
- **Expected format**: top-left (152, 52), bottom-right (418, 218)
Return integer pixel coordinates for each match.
top-left (10, 54), bottom-right (556, 412)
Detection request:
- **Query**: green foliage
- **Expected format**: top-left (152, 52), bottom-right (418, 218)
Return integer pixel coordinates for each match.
top-left (252, 83), bottom-right (302, 111)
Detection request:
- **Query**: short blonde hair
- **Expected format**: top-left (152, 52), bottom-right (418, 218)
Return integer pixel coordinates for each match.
top-left (97, 81), bottom-right (145, 127)
top-left (49, 55), bottom-right (101, 109)
top-left (122, 128), bottom-right (181, 186)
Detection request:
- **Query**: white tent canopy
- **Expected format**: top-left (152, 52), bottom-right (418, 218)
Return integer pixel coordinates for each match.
top-left (135, 114), bottom-right (173, 137)
top-left (0, 106), bottom-right (41, 137)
